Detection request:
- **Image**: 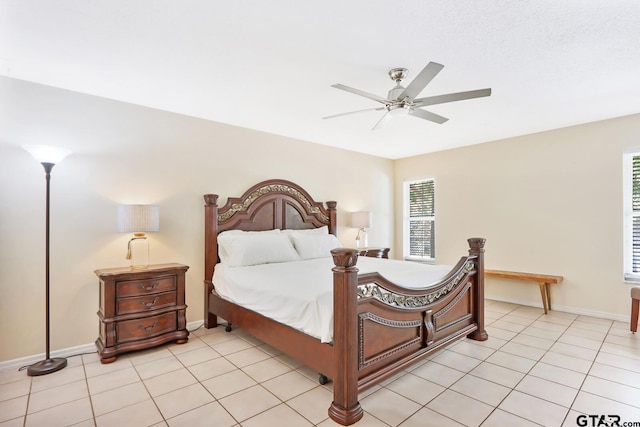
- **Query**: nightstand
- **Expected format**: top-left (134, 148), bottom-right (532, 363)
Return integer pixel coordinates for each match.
top-left (95, 263), bottom-right (189, 363)
top-left (358, 247), bottom-right (390, 259)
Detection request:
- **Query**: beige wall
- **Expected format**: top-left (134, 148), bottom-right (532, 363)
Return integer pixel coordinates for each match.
top-left (3, 74), bottom-right (638, 363)
top-left (0, 77), bottom-right (394, 362)
top-left (395, 113), bottom-right (640, 320)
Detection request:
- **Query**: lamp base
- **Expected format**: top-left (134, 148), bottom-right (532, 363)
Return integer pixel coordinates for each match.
top-left (27, 357), bottom-right (67, 376)
top-left (127, 233), bottom-right (150, 269)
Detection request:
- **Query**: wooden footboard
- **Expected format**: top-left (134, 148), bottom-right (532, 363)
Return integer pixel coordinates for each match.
top-left (329, 238), bottom-right (486, 425)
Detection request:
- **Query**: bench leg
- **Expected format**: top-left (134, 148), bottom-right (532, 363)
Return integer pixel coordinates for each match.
top-left (538, 282), bottom-right (548, 314)
top-left (545, 283), bottom-right (551, 313)
top-left (632, 297), bottom-right (639, 333)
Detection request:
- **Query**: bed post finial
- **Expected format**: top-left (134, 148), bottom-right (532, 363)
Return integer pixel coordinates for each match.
top-left (329, 248), bottom-right (363, 425)
top-left (331, 247), bottom-right (359, 268)
top-left (467, 237), bottom-right (488, 341)
top-left (467, 237), bottom-right (486, 253)
top-left (204, 194), bottom-right (218, 206)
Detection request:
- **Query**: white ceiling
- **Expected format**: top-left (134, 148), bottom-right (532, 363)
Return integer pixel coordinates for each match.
top-left (2, 1), bottom-right (639, 159)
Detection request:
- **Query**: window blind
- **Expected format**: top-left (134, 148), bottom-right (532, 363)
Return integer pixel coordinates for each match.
top-left (408, 180), bottom-right (435, 258)
top-left (632, 156), bottom-right (640, 273)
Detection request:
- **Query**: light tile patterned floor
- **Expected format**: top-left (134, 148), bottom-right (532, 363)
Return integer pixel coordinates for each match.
top-left (1, 300), bottom-right (639, 426)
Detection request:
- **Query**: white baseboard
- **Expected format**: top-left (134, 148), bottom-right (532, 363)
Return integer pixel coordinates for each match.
top-left (0, 342), bottom-right (97, 372)
top-left (486, 294), bottom-right (628, 323)
top-left (0, 320), bottom-right (206, 372)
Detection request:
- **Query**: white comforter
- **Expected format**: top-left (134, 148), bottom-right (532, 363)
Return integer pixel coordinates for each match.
top-left (213, 257), bottom-right (452, 343)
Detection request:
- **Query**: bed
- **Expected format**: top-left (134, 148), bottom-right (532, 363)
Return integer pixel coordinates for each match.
top-left (203, 179), bottom-right (487, 425)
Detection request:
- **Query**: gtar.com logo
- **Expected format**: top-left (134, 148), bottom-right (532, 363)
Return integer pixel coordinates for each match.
top-left (576, 414), bottom-right (640, 427)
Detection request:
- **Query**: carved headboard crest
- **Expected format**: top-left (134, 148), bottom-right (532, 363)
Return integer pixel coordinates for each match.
top-left (218, 183), bottom-right (329, 222)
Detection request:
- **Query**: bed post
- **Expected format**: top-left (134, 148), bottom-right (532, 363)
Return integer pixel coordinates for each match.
top-left (467, 238), bottom-right (488, 341)
top-left (329, 248), bottom-right (363, 426)
top-left (204, 194), bottom-right (219, 328)
top-left (327, 201), bottom-right (337, 235)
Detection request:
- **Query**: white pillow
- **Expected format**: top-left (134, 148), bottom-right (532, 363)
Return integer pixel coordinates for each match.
top-left (283, 226), bottom-right (328, 237)
top-left (218, 230), bottom-right (298, 266)
top-left (291, 233), bottom-right (342, 260)
top-left (217, 229), bottom-right (281, 262)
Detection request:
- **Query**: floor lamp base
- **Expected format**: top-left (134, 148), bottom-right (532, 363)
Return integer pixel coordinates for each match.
top-left (27, 357), bottom-right (67, 376)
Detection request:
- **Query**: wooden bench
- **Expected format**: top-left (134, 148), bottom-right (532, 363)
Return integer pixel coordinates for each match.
top-left (485, 269), bottom-right (563, 314)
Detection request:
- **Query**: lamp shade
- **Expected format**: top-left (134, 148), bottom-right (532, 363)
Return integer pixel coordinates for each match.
top-left (351, 211), bottom-right (372, 229)
top-left (23, 145), bottom-right (72, 164)
top-left (117, 205), bottom-right (160, 233)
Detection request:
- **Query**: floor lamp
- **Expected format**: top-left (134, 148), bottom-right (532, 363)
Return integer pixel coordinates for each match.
top-left (24, 145), bottom-right (72, 376)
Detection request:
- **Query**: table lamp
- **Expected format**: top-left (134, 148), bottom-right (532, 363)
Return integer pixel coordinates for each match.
top-left (117, 204), bottom-right (160, 269)
top-left (350, 211), bottom-right (372, 248)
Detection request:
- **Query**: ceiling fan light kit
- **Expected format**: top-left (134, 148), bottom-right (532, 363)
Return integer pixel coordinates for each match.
top-left (388, 106), bottom-right (410, 117)
top-left (324, 61), bottom-right (491, 130)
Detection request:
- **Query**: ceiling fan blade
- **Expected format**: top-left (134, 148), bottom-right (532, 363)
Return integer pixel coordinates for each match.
top-left (414, 88), bottom-right (492, 107)
top-left (331, 84), bottom-right (388, 104)
top-left (371, 111), bottom-right (392, 130)
top-left (410, 108), bottom-right (449, 124)
top-left (323, 107), bottom-right (385, 120)
top-left (397, 62), bottom-right (444, 101)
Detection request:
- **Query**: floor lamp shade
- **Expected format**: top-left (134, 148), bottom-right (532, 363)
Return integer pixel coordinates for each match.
top-left (23, 145), bottom-right (72, 164)
top-left (117, 204), bottom-right (160, 269)
top-left (23, 144), bottom-right (71, 376)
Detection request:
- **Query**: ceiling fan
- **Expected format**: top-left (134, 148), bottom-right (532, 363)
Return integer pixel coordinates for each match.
top-left (323, 62), bottom-right (491, 130)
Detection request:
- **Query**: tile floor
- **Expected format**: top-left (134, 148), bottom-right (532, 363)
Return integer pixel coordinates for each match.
top-left (1, 300), bottom-right (639, 427)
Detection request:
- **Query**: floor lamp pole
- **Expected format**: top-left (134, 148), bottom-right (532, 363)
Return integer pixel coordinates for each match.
top-left (27, 161), bottom-right (67, 376)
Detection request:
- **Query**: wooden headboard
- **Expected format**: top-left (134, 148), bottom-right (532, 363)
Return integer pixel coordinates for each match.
top-left (204, 179), bottom-right (337, 281)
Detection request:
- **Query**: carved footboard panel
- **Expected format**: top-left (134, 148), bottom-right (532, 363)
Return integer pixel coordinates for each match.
top-left (355, 258), bottom-right (478, 387)
top-left (329, 238), bottom-right (486, 425)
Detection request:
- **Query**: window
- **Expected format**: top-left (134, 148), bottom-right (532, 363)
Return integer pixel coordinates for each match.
top-left (403, 178), bottom-right (435, 261)
top-left (624, 153), bottom-right (640, 282)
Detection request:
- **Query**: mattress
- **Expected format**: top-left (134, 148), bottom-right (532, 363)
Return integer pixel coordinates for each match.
top-left (213, 257), bottom-right (452, 343)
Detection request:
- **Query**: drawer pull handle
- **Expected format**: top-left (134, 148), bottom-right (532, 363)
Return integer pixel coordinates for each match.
top-left (139, 321), bottom-right (158, 332)
top-left (139, 297), bottom-right (160, 308)
top-left (138, 282), bottom-right (159, 291)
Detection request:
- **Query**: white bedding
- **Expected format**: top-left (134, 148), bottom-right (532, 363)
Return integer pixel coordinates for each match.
top-left (213, 257), bottom-right (452, 343)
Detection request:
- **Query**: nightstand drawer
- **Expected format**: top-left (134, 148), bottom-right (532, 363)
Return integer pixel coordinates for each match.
top-left (116, 291), bottom-right (177, 315)
top-left (117, 312), bottom-right (177, 343)
top-left (116, 276), bottom-right (176, 298)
